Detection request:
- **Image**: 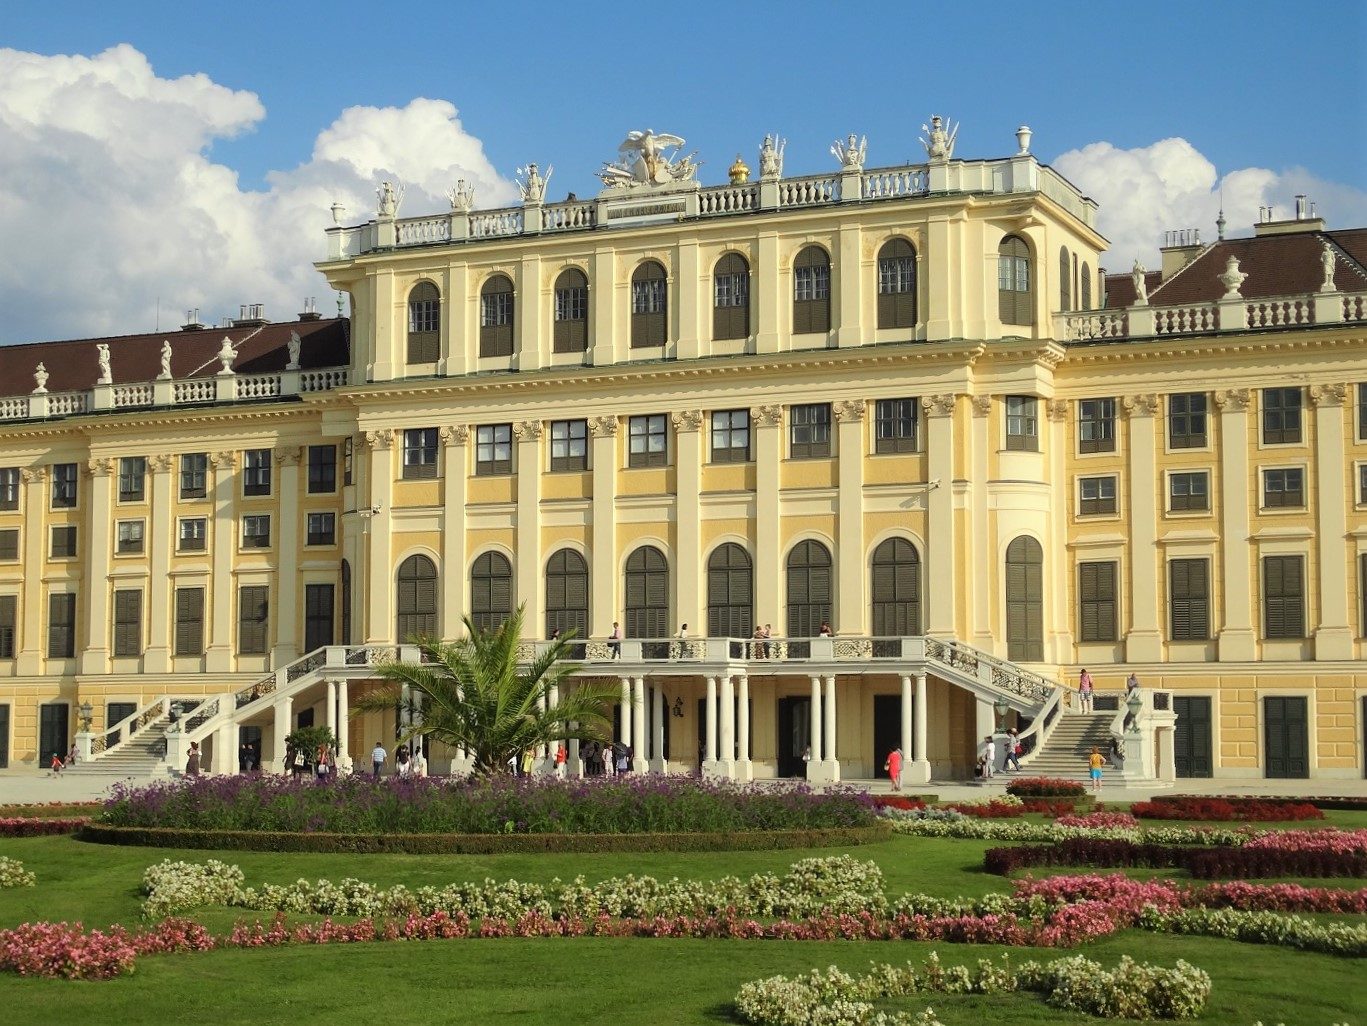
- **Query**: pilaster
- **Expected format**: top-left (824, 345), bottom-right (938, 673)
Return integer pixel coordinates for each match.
top-left (925, 394), bottom-right (956, 636)
top-left (1310, 384), bottom-right (1353, 658)
top-left (1214, 389), bottom-right (1256, 660)
top-left (440, 426), bottom-right (469, 638)
top-left (15, 467), bottom-right (47, 674)
top-left (970, 396), bottom-right (994, 649)
top-left (753, 404), bottom-right (782, 630)
top-left (515, 420), bottom-right (543, 631)
top-left (676, 239), bottom-right (701, 360)
top-left (836, 222), bottom-right (863, 347)
top-left (272, 447), bottom-right (301, 664)
top-left (589, 248), bottom-right (615, 366)
top-left (144, 455), bottom-right (174, 671)
top-left (205, 450), bottom-right (237, 672)
top-left (516, 253), bottom-right (543, 371)
top-left (363, 430), bottom-right (395, 644)
top-left (590, 416), bottom-right (618, 637)
top-left (1122, 394), bottom-right (1162, 660)
top-left (370, 269), bottom-right (398, 382)
top-left (672, 411), bottom-right (703, 630)
top-left (79, 458), bottom-right (114, 674)
top-left (755, 232), bottom-right (781, 354)
top-left (835, 400), bottom-right (865, 633)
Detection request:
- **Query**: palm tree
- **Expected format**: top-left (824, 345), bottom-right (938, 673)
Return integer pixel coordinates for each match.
top-left (350, 605), bottom-right (620, 775)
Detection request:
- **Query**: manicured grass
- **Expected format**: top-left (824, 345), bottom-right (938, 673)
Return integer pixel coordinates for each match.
top-left (0, 811), bottom-right (1363, 1024)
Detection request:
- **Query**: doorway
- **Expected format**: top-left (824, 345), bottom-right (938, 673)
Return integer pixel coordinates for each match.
top-left (872, 694), bottom-right (902, 776)
top-left (0, 704), bottom-right (9, 768)
top-left (106, 702), bottom-right (136, 745)
top-left (1263, 696), bottom-right (1308, 779)
top-left (238, 725), bottom-right (263, 771)
top-left (776, 696), bottom-right (811, 777)
top-left (1172, 696), bottom-right (1212, 777)
top-left (39, 703), bottom-right (69, 765)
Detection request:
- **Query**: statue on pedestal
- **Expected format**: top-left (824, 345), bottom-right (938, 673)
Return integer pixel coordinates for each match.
top-left (376, 180), bottom-right (403, 218)
top-left (448, 179), bottom-right (475, 213)
top-left (33, 363), bottom-right (48, 394)
top-left (96, 344), bottom-right (112, 384)
top-left (158, 341), bottom-right (173, 380)
top-left (831, 133), bottom-right (867, 172)
top-left (1320, 241), bottom-right (1338, 293)
top-left (286, 331), bottom-right (301, 371)
top-left (919, 115), bottom-right (959, 162)
top-left (1218, 255), bottom-right (1247, 300)
top-left (516, 163), bottom-right (553, 204)
top-left (1131, 261), bottom-right (1149, 305)
top-left (759, 134), bottom-right (785, 181)
top-left (597, 130), bottom-right (699, 188)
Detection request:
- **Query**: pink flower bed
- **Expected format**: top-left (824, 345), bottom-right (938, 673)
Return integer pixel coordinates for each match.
top-left (1242, 829), bottom-right (1367, 854)
top-left (1014, 873), bottom-right (1367, 914)
top-left (0, 817), bottom-right (90, 837)
top-left (1054, 811), bottom-right (1140, 829)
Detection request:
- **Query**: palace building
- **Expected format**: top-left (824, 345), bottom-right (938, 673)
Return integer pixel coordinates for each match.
top-left (0, 122), bottom-right (1364, 784)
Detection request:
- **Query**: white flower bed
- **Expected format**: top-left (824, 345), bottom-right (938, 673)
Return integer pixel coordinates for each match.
top-left (0, 856), bottom-right (35, 889)
top-left (888, 816), bottom-right (1252, 846)
top-left (1138, 906), bottom-right (1367, 957)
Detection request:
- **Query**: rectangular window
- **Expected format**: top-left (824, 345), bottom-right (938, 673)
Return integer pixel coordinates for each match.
top-left (113, 589), bottom-right (142, 657)
top-left (1079, 475), bottom-right (1117, 515)
top-left (1262, 468), bottom-right (1305, 509)
top-left (0, 529), bottom-right (16, 561)
top-left (115, 520), bottom-right (145, 555)
top-left (0, 594), bottom-right (14, 658)
top-left (1077, 561), bottom-right (1118, 642)
top-left (50, 526), bottom-right (77, 559)
top-left (1169, 558), bottom-right (1210, 640)
top-left (789, 403), bottom-right (832, 459)
top-left (48, 592), bottom-right (76, 659)
top-left (241, 515), bottom-right (271, 549)
top-left (50, 463), bottom-right (77, 509)
top-left (555, 284), bottom-right (586, 322)
top-left (480, 290), bottom-right (513, 327)
top-left (307, 445), bottom-right (336, 494)
top-left (0, 468), bottom-right (17, 511)
top-left (238, 585), bottom-right (269, 654)
top-left (180, 453), bottom-right (208, 499)
top-left (714, 270), bottom-right (749, 308)
top-left (549, 420), bottom-right (588, 472)
top-left (1169, 471), bottom-right (1210, 512)
top-left (631, 278), bottom-right (666, 314)
top-left (1078, 398), bottom-right (1116, 453)
top-left (1262, 554), bottom-right (1305, 639)
top-left (178, 518), bottom-right (207, 552)
top-left (242, 449), bottom-right (272, 496)
top-left (627, 414), bottom-right (667, 469)
top-left (1005, 396), bottom-right (1038, 451)
top-left (402, 428), bottom-right (438, 480)
top-left (1169, 393), bottom-right (1208, 449)
top-left (118, 457), bottom-right (147, 502)
top-left (874, 398), bottom-right (919, 454)
top-left (409, 297), bottom-right (439, 333)
top-left (794, 264), bottom-right (830, 301)
top-left (475, 424), bottom-right (513, 476)
top-left (1262, 387), bottom-right (1303, 445)
top-left (710, 409), bottom-right (751, 463)
top-left (174, 587), bottom-right (204, 656)
top-left (306, 512), bottom-right (336, 546)
top-left (305, 583), bottom-right (335, 651)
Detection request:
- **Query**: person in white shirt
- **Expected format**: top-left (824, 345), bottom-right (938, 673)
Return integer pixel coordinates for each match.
top-left (370, 741), bottom-right (387, 780)
top-left (412, 745), bottom-right (428, 778)
top-left (981, 735), bottom-right (996, 779)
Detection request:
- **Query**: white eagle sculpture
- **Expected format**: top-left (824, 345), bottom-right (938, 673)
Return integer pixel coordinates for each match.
top-left (597, 130), bottom-right (700, 188)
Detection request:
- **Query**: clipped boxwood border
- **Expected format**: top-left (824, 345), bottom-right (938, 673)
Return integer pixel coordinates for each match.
top-left (78, 821), bottom-right (891, 854)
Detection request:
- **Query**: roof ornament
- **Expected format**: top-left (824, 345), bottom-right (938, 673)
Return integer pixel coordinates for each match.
top-left (919, 116), bottom-right (958, 163)
top-left (158, 340), bottom-right (173, 380)
top-left (1131, 260), bottom-right (1149, 305)
top-left (516, 163), bottom-right (552, 204)
top-left (96, 343), bottom-right (112, 385)
top-left (217, 337), bottom-right (238, 374)
top-left (831, 133), bottom-right (867, 172)
top-left (1320, 242), bottom-right (1338, 293)
top-left (1218, 255), bottom-right (1248, 300)
top-left (758, 134), bottom-right (785, 181)
top-left (376, 180), bottom-right (404, 219)
top-left (32, 363), bottom-right (48, 394)
top-left (448, 179), bottom-right (475, 213)
top-left (597, 130), bottom-right (699, 189)
top-left (728, 154), bottom-right (750, 185)
top-left (1015, 125), bottom-right (1032, 156)
top-left (286, 331), bottom-right (302, 371)
top-left (336, 291), bottom-right (346, 318)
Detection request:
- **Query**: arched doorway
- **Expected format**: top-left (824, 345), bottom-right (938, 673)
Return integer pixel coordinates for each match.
top-left (396, 555), bottom-right (438, 642)
top-left (706, 543), bottom-right (753, 651)
top-left (624, 545), bottom-right (669, 658)
top-left (786, 540), bottom-right (832, 656)
top-left (1005, 537), bottom-right (1044, 661)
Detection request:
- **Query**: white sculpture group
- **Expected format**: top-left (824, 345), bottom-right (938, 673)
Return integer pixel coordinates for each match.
top-left (598, 130), bottom-right (700, 188)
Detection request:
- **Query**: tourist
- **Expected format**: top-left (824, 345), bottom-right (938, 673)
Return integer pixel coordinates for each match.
top-left (751, 624), bottom-right (767, 659)
top-left (1124, 672), bottom-right (1142, 728)
top-left (763, 623), bottom-right (774, 657)
top-left (608, 621), bottom-right (622, 659)
top-left (981, 735), bottom-right (995, 779)
top-left (1078, 668), bottom-right (1094, 713)
top-left (396, 744), bottom-right (411, 779)
top-left (412, 744), bottom-right (428, 778)
top-left (245, 742), bottom-right (257, 772)
top-left (1004, 729), bottom-right (1022, 772)
top-left (554, 743), bottom-right (567, 778)
top-left (884, 746), bottom-right (902, 791)
top-left (315, 745), bottom-right (331, 782)
top-left (520, 748), bottom-right (533, 777)
top-left (616, 745), bottom-right (631, 775)
top-left (238, 741), bottom-right (250, 774)
top-left (290, 744), bottom-right (306, 777)
top-left (370, 740), bottom-right (387, 779)
top-left (67, 742), bottom-right (78, 767)
top-left (1088, 746), bottom-right (1106, 791)
top-left (49, 751), bottom-right (64, 774)
top-left (672, 623), bottom-right (688, 659)
top-left (186, 741), bottom-right (201, 777)
top-left (602, 742), bottom-right (615, 776)
top-left (818, 621), bottom-right (832, 637)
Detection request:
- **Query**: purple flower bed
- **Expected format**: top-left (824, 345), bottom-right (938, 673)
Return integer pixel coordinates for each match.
top-left (99, 775), bottom-right (877, 835)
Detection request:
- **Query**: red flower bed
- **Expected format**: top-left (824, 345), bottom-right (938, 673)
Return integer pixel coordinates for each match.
top-left (1131, 797), bottom-right (1322, 822)
top-left (1023, 799), bottom-right (1082, 817)
top-left (943, 801), bottom-right (1025, 818)
top-left (984, 838), bottom-right (1366, 879)
top-left (871, 796), bottom-right (927, 811)
top-left (1005, 777), bottom-right (1086, 798)
top-left (0, 817), bottom-right (90, 837)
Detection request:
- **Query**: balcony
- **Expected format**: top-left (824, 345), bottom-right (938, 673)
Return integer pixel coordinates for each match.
top-left (1058, 290), bottom-right (1367, 344)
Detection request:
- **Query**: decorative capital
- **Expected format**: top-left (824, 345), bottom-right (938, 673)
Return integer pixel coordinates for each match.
top-left (752, 404), bottom-right (783, 427)
top-left (20, 466), bottom-right (47, 484)
top-left (970, 395), bottom-right (992, 418)
top-left (1122, 393), bottom-right (1160, 417)
top-left (1309, 382), bottom-right (1348, 407)
top-left (439, 425), bottom-right (469, 445)
top-left (148, 454), bottom-right (173, 473)
top-left (209, 450), bottom-right (237, 470)
top-left (1213, 388), bottom-right (1251, 411)
top-left (274, 447), bottom-right (302, 467)
top-left (925, 393), bottom-right (956, 417)
top-left (363, 429), bottom-right (394, 451)
top-left (588, 415), bottom-right (619, 438)
top-left (513, 420), bottom-right (543, 441)
top-left (670, 410), bottom-right (703, 432)
top-left (1045, 399), bottom-right (1069, 422)
top-left (85, 457), bottom-right (114, 477)
top-left (833, 399), bottom-right (865, 423)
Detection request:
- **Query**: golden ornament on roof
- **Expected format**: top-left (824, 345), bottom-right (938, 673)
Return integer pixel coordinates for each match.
top-left (728, 153), bottom-right (750, 185)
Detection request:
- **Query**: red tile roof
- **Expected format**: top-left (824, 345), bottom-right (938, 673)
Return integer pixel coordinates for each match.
top-left (0, 318), bottom-right (349, 399)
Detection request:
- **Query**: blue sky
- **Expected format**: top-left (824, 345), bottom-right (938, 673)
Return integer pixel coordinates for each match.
top-left (1, 0), bottom-right (1364, 343)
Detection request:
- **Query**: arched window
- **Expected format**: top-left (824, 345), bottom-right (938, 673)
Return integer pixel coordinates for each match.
top-left (340, 559), bottom-right (352, 644)
top-left (786, 541), bottom-right (832, 656)
top-left (871, 538), bottom-right (921, 637)
top-left (630, 261), bottom-right (668, 347)
top-left (1005, 537), bottom-right (1044, 662)
top-left (1059, 247), bottom-right (1072, 313)
top-left (407, 281), bottom-right (440, 364)
top-left (998, 236), bottom-right (1034, 326)
top-left (479, 274), bottom-right (515, 357)
top-left (1080, 262), bottom-right (1092, 310)
top-left (713, 253), bottom-right (750, 340)
top-left (396, 555), bottom-right (438, 642)
top-left (706, 543), bottom-right (753, 639)
top-left (544, 548), bottom-right (589, 643)
top-left (553, 268), bottom-right (588, 353)
top-left (793, 246), bottom-right (831, 334)
top-left (876, 239), bottom-right (917, 329)
top-left (624, 545), bottom-right (669, 657)
top-left (470, 551), bottom-right (513, 632)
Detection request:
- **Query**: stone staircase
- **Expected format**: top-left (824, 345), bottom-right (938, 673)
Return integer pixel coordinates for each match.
top-left (1020, 711), bottom-right (1120, 782)
top-left (65, 714), bottom-right (172, 777)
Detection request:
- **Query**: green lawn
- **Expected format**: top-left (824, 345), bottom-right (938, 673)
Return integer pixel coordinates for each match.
top-left (0, 815), bottom-right (1363, 1025)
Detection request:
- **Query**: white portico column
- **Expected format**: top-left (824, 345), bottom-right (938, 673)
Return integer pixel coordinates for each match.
top-left (703, 675), bottom-right (719, 774)
top-left (736, 675), bottom-right (752, 782)
top-left (272, 697), bottom-right (292, 774)
top-left (336, 679), bottom-right (350, 771)
top-left (822, 675), bottom-right (839, 781)
top-left (618, 677), bottom-right (632, 751)
top-left (719, 673), bottom-right (736, 778)
top-left (650, 684), bottom-right (666, 774)
top-left (806, 674), bottom-right (822, 781)
top-left (325, 680), bottom-right (338, 738)
top-left (899, 674), bottom-right (913, 781)
top-left (632, 676), bottom-right (647, 772)
top-left (909, 672), bottom-right (931, 783)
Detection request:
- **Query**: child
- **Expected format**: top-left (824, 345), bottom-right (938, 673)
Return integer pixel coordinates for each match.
top-left (1088, 746), bottom-right (1106, 792)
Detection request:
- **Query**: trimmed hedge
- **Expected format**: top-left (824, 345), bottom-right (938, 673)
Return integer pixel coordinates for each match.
top-left (0, 803), bottom-right (101, 819)
top-left (77, 821), bottom-right (892, 854)
top-left (983, 838), bottom-right (1367, 879)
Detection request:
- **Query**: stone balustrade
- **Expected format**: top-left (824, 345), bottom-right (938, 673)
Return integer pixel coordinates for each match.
top-left (1059, 289), bottom-right (1367, 343)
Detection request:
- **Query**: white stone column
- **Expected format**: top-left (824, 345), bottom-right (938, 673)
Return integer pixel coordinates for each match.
top-left (618, 676), bottom-right (631, 749)
top-left (569, 727), bottom-right (582, 779)
top-left (736, 674), bottom-right (752, 781)
top-left (1311, 384), bottom-right (1353, 658)
top-left (14, 468), bottom-right (46, 675)
top-left (440, 426), bottom-right (468, 639)
top-left (273, 447), bottom-right (301, 664)
top-left (590, 417), bottom-right (618, 638)
top-left (215, 722), bottom-right (235, 775)
top-left (325, 679), bottom-right (338, 738)
top-left (719, 672), bottom-right (736, 777)
top-left (909, 671), bottom-right (931, 783)
top-left (206, 450), bottom-right (237, 671)
top-left (632, 676), bottom-right (647, 772)
top-left (650, 683), bottom-right (666, 774)
top-left (1123, 395), bottom-right (1161, 661)
top-left (899, 674), bottom-right (913, 779)
top-left (807, 674), bottom-right (822, 779)
top-left (145, 454), bottom-right (174, 672)
top-left (272, 696), bottom-right (292, 774)
top-left (363, 431), bottom-right (395, 644)
top-left (835, 400), bottom-right (865, 633)
top-left (672, 412), bottom-right (703, 631)
top-left (753, 404), bottom-right (782, 630)
top-left (79, 458), bottom-right (114, 674)
top-left (925, 395), bottom-right (956, 636)
top-left (1215, 390), bottom-right (1256, 660)
top-left (515, 421), bottom-right (543, 632)
top-left (336, 678), bottom-right (350, 770)
top-left (704, 675), bottom-right (718, 772)
top-left (822, 675), bottom-right (839, 780)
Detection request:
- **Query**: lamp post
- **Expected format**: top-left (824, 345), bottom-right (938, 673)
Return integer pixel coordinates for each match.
top-left (1125, 688), bottom-right (1143, 734)
top-left (78, 700), bottom-right (93, 732)
top-left (993, 698), bottom-right (1009, 732)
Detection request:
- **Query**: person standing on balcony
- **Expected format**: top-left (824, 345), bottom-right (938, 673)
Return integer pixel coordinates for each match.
top-left (608, 621), bottom-right (622, 659)
top-left (884, 746), bottom-right (903, 791)
top-left (1078, 668), bottom-right (1094, 713)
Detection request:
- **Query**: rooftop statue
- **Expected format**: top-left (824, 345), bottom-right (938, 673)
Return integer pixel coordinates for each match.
top-left (448, 179), bottom-right (475, 213)
top-left (286, 331), bottom-right (302, 371)
top-left (597, 130), bottom-right (699, 188)
top-left (920, 115), bottom-right (959, 162)
top-left (33, 363), bottom-right (48, 394)
top-left (1131, 260), bottom-right (1149, 305)
top-left (1320, 241), bottom-right (1338, 293)
top-left (96, 343), bottom-right (112, 384)
top-left (376, 180), bottom-right (404, 218)
top-left (517, 163), bottom-right (553, 204)
top-left (158, 340), bottom-right (173, 380)
top-left (831, 133), bottom-right (867, 172)
top-left (217, 337), bottom-right (237, 373)
top-left (759, 134), bottom-right (785, 181)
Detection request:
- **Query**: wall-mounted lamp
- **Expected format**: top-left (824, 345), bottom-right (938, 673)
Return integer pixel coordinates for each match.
top-left (672, 697), bottom-right (684, 718)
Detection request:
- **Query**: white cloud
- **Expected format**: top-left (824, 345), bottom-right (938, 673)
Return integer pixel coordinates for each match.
top-left (0, 45), bottom-right (516, 344)
top-left (1053, 137), bottom-right (1367, 272)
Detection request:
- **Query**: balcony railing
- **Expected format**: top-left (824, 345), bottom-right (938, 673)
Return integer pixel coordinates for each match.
top-left (1059, 289), bottom-right (1367, 343)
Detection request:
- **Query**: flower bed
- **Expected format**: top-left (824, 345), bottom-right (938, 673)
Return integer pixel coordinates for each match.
top-left (0, 802), bottom-right (101, 819)
top-left (871, 796), bottom-right (927, 812)
top-left (1131, 797), bottom-right (1323, 822)
top-left (983, 838), bottom-right (1367, 879)
top-left (0, 857), bottom-right (35, 889)
top-left (97, 775), bottom-right (877, 836)
top-left (888, 813), bottom-right (1253, 846)
top-left (1005, 776), bottom-right (1086, 798)
top-left (1055, 811), bottom-right (1141, 829)
top-left (0, 817), bottom-right (90, 837)
top-left (1243, 829), bottom-right (1367, 854)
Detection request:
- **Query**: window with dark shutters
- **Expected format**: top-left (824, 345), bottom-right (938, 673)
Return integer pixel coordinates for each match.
top-left (998, 236), bottom-right (1033, 326)
top-left (307, 445), bottom-right (336, 494)
top-left (48, 592), bottom-right (76, 658)
top-left (1262, 388), bottom-right (1303, 444)
top-left (1078, 399), bottom-right (1116, 453)
top-left (407, 281), bottom-right (441, 364)
top-left (1169, 393), bottom-right (1208, 448)
top-left (1005, 537), bottom-right (1043, 661)
top-left (402, 428), bottom-right (439, 480)
top-left (789, 404), bottom-right (832, 459)
top-left (624, 546), bottom-right (669, 642)
top-left (1169, 471), bottom-right (1210, 512)
top-left (874, 399), bottom-right (918, 454)
top-left (706, 544), bottom-right (753, 638)
top-left (1263, 555), bottom-right (1305, 638)
top-left (470, 552), bottom-right (513, 632)
top-left (545, 549), bottom-right (589, 641)
top-left (396, 555), bottom-right (438, 641)
top-left (876, 239), bottom-right (917, 329)
top-left (237, 586), bottom-right (269, 654)
top-left (553, 268), bottom-right (589, 353)
top-left (871, 538), bottom-right (921, 636)
top-left (113, 589), bottom-right (142, 657)
top-left (0, 594), bottom-right (16, 658)
top-left (305, 584), bottom-right (334, 651)
top-left (713, 253), bottom-right (750, 340)
top-left (1005, 396), bottom-right (1038, 451)
top-left (50, 526), bottom-right (77, 558)
top-left (479, 275), bottom-right (515, 357)
top-left (785, 541), bottom-right (832, 638)
top-left (1077, 561), bottom-right (1117, 642)
top-left (1169, 558), bottom-right (1210, 640)
top-left (627, 415), bottom-right (668, 468)
top-left (792, 246), bottom-right (831, 334)
top-left (1059, 247), bottom-right (1072, 313)
top-left (0, 529), bottom-right (17, 561)
top-left (630, 261), bottom-right (668, 347)
top-left (175, 587), bottom-right (204, 656)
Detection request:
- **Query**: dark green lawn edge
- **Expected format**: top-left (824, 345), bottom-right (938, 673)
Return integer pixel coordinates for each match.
top-left (76, 822), bottom-right (891, 854)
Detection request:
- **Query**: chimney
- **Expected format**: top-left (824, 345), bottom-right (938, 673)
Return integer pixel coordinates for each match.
top-left (180, 307), bottom-right (205, 332)
top-left (1254, 196), bottom-right (1325, 237)
top-left (1159, 228), bottom-right (1204, 280)
top-left (231, 303), bottom-right (269, 327)
top-left (298, 296), bottom-right (322, 322)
